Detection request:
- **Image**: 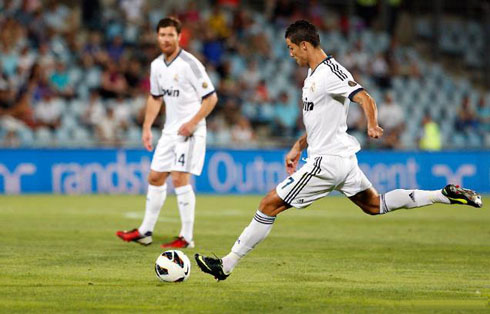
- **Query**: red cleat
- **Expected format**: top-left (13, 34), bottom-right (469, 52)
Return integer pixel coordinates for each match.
top-left (161, 236), bottom-right (195, 249)
top-left (116, 228), bottom-right (152, 246)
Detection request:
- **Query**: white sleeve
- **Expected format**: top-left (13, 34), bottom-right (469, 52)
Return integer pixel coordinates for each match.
top-left (150, 63), bottom-right (162, 97)
top-left (183, 57), bottom-right (215, 99)
top-left (324, 60), bottom-right (364, 101)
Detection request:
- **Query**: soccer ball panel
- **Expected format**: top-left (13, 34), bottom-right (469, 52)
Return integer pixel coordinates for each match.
top-left (155, 250), bottom-right (191, 282)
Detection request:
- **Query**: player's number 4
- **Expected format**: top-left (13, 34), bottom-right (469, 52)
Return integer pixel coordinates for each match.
top-left (178, 154), bottom-right (185, 166)
top-left (281, 177), bottom-right (294, 189)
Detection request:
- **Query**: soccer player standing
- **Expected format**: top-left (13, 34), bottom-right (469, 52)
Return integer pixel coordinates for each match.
top-left (195, 20), bottom-right (482, 280)
top-left (117, 17), bottom-right (218, 248)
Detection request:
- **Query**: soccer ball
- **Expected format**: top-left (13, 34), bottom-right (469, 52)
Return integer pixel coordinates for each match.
top-left (155, 250), bottom-right (191, 282)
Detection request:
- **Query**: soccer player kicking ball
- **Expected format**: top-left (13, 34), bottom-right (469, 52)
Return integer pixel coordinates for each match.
top-left (195, 20), bottom-right (482, 280)
top-left (117, 17), bottom-right (217, 248)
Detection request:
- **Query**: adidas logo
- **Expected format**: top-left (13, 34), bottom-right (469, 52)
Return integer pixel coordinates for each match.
top-left (408, 191), bottom-right (415, 202)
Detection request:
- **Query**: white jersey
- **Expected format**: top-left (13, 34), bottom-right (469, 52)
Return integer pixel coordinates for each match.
top-left (302, 56), bottom-right (364, 157)
top-left (150, 49), bottom-right (215, 136)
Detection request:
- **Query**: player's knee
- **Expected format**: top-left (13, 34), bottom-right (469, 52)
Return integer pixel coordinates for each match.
top-left (171, 177), bottom-right (184, 187)
top-left (259, 190), bottom-right (286, 217)
top-left (148, 173), bottom-right (165, 186)
top-left (171, 175), bottom-right (189, 187)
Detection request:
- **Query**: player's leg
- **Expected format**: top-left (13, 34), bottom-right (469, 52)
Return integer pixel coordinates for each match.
top-left (349, 184), bottom-right (482, 215)
top-left (117, 134), bottom-right (174, 245)
top-left (162, 135), bottom-right (206, 248)
top-left (195, 189), bottom-right (289, 280)
top-left (139, 170), bottom-right (170, 233)
top-left (344, 158), bottom-right (482, 213)
top-left (219, 189), bottom-right (290, 272)
top-left (161, 171), bottom-right (196, 248)
top-left (116, 170), bottom-right (169, 245)
top-left (195, 157), bottom-right (327, 280)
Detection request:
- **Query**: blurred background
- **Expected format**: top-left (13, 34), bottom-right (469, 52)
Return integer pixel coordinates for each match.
top-left (0, 0), bottom-right (488, 195)
top-left (0, 0), bottom-right (488, 149)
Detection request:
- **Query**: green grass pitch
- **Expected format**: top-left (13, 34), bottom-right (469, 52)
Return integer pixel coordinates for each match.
top-left (0, 194), bottom-right (488, 313)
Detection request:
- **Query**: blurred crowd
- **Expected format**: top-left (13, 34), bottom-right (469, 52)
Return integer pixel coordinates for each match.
top-left (0, 0), bottom-right (488, 149)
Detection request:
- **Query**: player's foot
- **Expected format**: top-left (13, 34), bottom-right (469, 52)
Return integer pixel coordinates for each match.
top-left (442, 184), bottom-right (482, 208)
top-left (194, 254), bottom-right (229, 281)
top-left (116, 228), bottom-right (152, 246)
top-left (161, 236), bottom-right (195, 249)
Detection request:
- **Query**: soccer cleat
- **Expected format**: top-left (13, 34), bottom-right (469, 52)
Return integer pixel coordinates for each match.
top-left (442, 184), bottom-right (482, 208)
top-left (194, 254), bottom-right (229, 281)
top-left (116, 228), bottom-right (152, 246)
top-left (161, 236), bottom-right (195, 249)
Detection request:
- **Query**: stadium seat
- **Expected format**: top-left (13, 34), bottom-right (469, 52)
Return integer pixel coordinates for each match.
top-left (34, 127), bottom-right (53, 147)
top-left (72, 127), bottom-right (94, 147)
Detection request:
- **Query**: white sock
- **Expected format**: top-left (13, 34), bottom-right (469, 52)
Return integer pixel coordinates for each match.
top-left (176, 185), bottom-right (195, 243)
top-left (380, 189), bottom-right (450, 214)
top-left (222, 210), bottom-right (276, 274)
top-left (138, 184), bottom-right (167, 234)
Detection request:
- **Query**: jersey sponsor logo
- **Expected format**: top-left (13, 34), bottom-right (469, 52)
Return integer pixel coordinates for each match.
top-left (163, 88), bottom-right (180, 97)
top-left (303, 100), bottom-right (314, 111)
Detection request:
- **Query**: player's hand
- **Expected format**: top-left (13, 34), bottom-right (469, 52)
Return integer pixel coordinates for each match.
top-left (285, 149), bottom-right (301, 175)
top-left (142, 128), bottom-right (153, 151)
top-left (367, 125), bottom-right (383, 139)
top-left (178, 121), bottom-right (196, 137)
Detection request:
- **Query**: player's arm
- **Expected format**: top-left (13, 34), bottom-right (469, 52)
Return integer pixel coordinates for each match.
top-left (285, 133), bottom-right (308, 175)
top-left (178, 92), bottom-right (218, 137)
top-left (142, 94), bottom-right (163, 151)
top-left (353, 90), bottom-right (383, 139)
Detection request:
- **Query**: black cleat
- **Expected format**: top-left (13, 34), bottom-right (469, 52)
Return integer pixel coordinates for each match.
top-left (194, 254), bottom-right (229, 281)
top-left (442, 184), bottom-right (482, 208)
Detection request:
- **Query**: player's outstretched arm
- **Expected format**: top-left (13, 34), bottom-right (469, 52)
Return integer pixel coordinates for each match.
top-left (178, 92), bottom-right (218, 137)
top-left (353, 90), bottom-right (383, 139)
top-left (142, 95), bottom-right (163, 151)
top-left (285, 133), bottom-right (307, 175)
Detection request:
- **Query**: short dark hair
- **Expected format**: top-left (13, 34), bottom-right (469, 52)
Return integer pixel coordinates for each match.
top-left (156, 17), bottom-right (181, 34)
top-left (285, 20), bottom-right (320, 47)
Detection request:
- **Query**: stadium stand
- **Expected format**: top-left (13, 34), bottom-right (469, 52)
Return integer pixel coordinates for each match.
top-left (0, 0), bottom-right (488, 149)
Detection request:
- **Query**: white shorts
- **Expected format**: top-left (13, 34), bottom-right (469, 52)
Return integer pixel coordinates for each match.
top-left (150, 133), bottom-right (206, 176)
top-left (276, 155), bottom-right (372, 209)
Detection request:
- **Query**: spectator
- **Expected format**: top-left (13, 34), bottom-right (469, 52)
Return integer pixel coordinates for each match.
top-left (202, 29), bottom-right (224, 66)
top-left (107, 35), bottom-right (125, 63)
top-left (231, 116), bottom-right (255, 144)
top-left (240, 59), bottom-right (261, 89)
top-left (370, 53), bottom-right (391, 89)
top-left (110, 94), bottom-right (132, 131)
top-left (95, 107), bottom-right (120, 146)
top-left (454, 95), bottom-right (479, 133)
top-left (33, 92), bottom-right (63, 130)
top-left (49, 61), bottom-right (74, 98)
top-left (82, 89), bottom-right (105, 130)
top-left (377, 91), bottom-right (404, 148)
top-left (99, 60), bottom-right (128, 99)
top-left (419, 112), bottom-right (441, 151)
top-left (120, 0), bottom-right (146, 25)
top-left (476, 95), bottom-right (490, 144)
top-left (207, 5), bottom-right (230, 39)
top-left (347, 102), bottom-right (365, 133)
top-left (273, 91), bottom-right (298, 137)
